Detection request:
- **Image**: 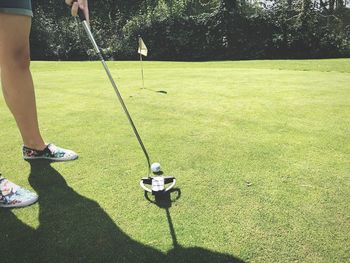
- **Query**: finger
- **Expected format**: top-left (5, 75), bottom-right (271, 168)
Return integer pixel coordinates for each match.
top-left (78, 0), bottom-right (89, 24)
top-left (65, 0), bottom-right (74, 6)
top-left (83, 8), bottom-right (89, 23)
top-left (71, 2), bottom-right (79, 17)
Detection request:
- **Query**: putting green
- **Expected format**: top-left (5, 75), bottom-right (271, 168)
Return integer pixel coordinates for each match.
top-left (1, 59), bottom-right (349, 262)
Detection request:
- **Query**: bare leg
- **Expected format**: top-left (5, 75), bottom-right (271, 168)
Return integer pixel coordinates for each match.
top-left (0, 13), bottom-right (45, 150)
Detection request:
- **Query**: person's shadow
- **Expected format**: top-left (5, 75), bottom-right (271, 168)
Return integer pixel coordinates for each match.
top-left (0, 161), bottom-right (244, 263)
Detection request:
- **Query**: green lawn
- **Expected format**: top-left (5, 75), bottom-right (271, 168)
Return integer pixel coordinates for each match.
top-left (1, 59), bottom-right (349, 262)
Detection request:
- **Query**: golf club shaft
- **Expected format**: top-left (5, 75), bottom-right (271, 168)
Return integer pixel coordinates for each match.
top-left (80, 20), bottom-right (151, 176)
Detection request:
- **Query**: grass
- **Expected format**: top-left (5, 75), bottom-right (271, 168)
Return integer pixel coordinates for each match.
top-left (0, 59), bottom-right (349, 262)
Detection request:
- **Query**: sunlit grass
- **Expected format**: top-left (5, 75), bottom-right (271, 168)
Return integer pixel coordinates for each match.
top-left (1, 59), bottom-right (349, 262)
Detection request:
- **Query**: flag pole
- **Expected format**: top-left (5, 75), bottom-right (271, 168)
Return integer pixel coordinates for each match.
top-left (139, 36), bottom-right (145, 89)
top-left (140, 52), bottom-right (145, 89)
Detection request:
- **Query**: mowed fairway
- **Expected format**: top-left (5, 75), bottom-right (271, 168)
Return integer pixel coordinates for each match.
top-left (0, 59), bottom-right (349, 262)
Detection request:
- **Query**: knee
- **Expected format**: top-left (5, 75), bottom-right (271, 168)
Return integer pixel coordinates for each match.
top-left (0, 45), bottom-right (31, 70)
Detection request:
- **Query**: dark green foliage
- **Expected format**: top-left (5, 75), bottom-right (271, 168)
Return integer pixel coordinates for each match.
top-left (30, 0), bottom-right (350, 60)
top-left (269, 0), bottom-right (350, 58)
top-left (30, 7), bottom-right (90, 60)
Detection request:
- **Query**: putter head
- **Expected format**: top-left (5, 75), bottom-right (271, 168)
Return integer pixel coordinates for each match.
top-left (140, 176), bottom-right (176, 195)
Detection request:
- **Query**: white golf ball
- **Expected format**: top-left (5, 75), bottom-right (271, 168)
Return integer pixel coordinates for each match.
top-left (151, 162), bottom-right (161, 173)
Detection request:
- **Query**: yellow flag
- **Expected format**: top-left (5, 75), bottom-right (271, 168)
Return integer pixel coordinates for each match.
top-left (138, 37), bottom-right (148, 57)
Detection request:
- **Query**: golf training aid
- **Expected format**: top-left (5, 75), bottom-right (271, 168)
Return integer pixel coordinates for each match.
top-left (140, 176), bottom-right (176, 195)
top-left (75, 8), bottom-right (176, 195)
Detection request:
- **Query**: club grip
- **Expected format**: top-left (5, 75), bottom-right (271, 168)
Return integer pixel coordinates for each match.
top-left (77, 8), bottom-right (86, 21)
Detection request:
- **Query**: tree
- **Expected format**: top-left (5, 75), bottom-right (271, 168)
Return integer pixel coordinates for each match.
top-left (29, 0), bottom-right (350, 60)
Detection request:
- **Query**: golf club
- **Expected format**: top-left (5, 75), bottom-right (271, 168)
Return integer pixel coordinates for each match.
top-left (74, 7), bottom-right (176, 194)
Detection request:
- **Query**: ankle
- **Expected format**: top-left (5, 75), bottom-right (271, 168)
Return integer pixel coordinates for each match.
top-left (23, 142), bottom-right (47, 151)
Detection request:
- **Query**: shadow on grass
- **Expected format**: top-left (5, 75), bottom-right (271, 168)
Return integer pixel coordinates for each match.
top-left (144, 189), bottom-right (181, 249)
top-left (143, 87), bottom-right (168, 94)
top-left (1, 161), bottom-right (244, 263)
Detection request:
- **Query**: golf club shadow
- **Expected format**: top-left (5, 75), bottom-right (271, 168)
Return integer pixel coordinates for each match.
top-left (144, 188), bottom-right (181, 209)
top-left (144, 189), bottom-right (181, 249)
top-left (0, 161), bottom-right (245, 263)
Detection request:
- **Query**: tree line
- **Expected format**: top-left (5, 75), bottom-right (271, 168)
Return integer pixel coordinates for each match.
top-left (30, 0), bottom-right (350, 60)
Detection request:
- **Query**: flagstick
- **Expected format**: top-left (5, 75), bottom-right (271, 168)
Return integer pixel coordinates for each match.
top-left (140, 52), bottom-right (145, 89)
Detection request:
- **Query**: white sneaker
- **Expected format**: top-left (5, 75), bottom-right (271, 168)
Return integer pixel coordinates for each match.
top-left (23, 143), bottom-right (78, 162)
top-left (0, 176), bottom-right (38, 208)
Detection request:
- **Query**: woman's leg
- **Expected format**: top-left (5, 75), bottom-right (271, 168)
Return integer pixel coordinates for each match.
top-left (0, 13), bottom-right (45, 150)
